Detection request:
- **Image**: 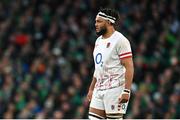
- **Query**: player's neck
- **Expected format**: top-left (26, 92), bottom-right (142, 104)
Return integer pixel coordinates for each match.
top-left (102, 28), bottom-right (115, 39)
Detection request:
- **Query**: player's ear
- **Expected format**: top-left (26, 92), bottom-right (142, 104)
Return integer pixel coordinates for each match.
top-left (108, 20), bottom-right (114, 26)
top-left (106, 20), bottom-right (111, 26)
top-left (108, 20), bottom-right (111, 25)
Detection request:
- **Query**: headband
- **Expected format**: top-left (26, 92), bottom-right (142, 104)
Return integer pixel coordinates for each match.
top-left (97, 12), bottom-right (116, 23)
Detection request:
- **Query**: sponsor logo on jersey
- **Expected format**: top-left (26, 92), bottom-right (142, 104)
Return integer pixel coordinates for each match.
top-left (95, 53), bottom-right (102, 64)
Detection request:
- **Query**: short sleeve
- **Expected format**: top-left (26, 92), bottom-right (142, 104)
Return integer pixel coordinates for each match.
top-left (117, 36), bottom-right (132, 60)
top-left (93, 69), bottom-right (97, 78)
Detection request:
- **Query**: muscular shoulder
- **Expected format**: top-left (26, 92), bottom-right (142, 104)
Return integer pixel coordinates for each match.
top-left (114, 31), bottom-right (129, 43)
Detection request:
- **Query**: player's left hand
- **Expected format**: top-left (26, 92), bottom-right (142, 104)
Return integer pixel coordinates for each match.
top-left (119, 92), bottom-right (130, 103)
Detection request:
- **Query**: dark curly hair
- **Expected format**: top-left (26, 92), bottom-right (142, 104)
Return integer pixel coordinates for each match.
top-left (99, 8), bottom-right (120, 25)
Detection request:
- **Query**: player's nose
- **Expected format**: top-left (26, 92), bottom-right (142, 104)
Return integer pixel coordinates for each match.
top-left (95, 22), bottom-right (98, 27)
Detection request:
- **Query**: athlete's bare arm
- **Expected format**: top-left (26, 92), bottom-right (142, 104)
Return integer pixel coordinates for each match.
top-left (119, 57), bottom-right (134, 103)
top-left (87, 77), bottom-right (97, 101)
top-left (121, 57), bottom-right (134, 90)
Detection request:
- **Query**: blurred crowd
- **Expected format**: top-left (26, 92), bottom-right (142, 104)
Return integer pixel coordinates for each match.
top-left (0, 0), bottom-right (179, 119)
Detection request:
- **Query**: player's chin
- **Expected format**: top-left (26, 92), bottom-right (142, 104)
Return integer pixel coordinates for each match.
top-left (96, 32), bottom-right (100, 35)
top-left (96, 31), bottom-right (101, 35)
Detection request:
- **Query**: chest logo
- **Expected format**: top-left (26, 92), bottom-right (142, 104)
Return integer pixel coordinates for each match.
top-left (106, 42), bottom-right (110, 48)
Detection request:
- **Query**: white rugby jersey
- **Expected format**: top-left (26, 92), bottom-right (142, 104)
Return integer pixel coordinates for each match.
top-left (93, 31), bottom-right (132, 90)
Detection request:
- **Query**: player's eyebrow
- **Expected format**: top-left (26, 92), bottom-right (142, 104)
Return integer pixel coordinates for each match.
top-left (95, 18), bottom-right (103, 22)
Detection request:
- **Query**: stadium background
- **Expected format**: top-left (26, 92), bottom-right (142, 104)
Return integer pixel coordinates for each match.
top-left (0, 0), bottom-right (179, 119)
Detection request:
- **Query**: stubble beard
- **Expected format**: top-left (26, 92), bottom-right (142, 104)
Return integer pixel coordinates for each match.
top-left (96, 27), bottom-right (107, 36)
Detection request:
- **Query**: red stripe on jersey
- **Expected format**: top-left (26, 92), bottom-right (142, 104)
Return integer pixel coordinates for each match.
top-left (120, 55), bottom-right (132, 59)
top-left (119, 52), bottom-right (132, 56)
